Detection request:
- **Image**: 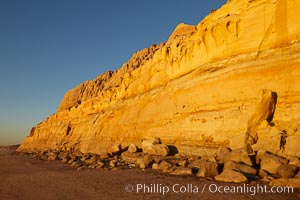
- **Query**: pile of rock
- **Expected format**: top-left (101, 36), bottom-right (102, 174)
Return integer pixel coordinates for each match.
top-left (20, 138), bottom-right (300, 187)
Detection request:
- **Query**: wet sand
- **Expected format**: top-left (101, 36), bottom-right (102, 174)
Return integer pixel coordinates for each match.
top-left (0, 149), bottom-right (299, 200)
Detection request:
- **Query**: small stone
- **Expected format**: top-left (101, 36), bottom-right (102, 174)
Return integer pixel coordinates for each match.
top-left (152, 163), bottom-right (159, 170)
top-left (88, 164), bottom-right (97, 169)
top-left (170, 167), bottom-right (192, 175)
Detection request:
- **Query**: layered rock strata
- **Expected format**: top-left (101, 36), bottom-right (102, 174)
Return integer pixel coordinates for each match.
top-left (18, 0), bottom-right (300, 157)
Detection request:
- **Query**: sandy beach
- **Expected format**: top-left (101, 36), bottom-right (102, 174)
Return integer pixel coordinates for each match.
top-left (0, 147), bottom-right (299, 200)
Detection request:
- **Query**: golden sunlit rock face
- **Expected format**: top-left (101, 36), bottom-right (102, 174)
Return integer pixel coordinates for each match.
top-left (18, 0), bottom-right (300, 157)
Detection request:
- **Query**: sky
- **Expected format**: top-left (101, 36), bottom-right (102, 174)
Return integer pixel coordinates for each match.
top-left (0, 0), bottom-right (226, 145)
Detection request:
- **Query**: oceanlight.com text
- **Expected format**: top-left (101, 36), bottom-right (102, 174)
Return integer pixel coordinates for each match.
top-left (124, 183), bottom-right (294, 196)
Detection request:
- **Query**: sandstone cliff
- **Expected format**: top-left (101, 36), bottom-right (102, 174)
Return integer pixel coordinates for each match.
top-left (18, 0), bottom-right (300, 157)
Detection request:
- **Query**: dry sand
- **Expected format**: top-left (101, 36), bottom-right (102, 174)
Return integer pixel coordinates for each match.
top-left (0, 146), bottom-right (299, 200)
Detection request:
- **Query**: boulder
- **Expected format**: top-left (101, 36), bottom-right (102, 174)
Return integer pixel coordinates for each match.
top-left (216, 147), bottom-right (231, 163)
top-left (196, 161), bottom-right (219, 178)
top-left (110, 144), bottom-right (121, 154)
top-left (158, 160), bottom-right (173, 173)
top-left (244, 89), bottom-right (277, 153)
top-left (142, 144), bottom-right (170, 156)
top-left (128, 143), bottom-right (138, 153)
top-left (109, 159), bottom-right (117, 168)
top-left (47, 152), bottom-right (58, 161)
top-left (223, 161), bottom-right (257, 179)
top-left (216, 147), bottom-right (253, 166)
top-left (285, 136), bottom-right (300, 157)
top-left (96, 161), bottom-right (105, 168)
top-left (257, 152), bottom-right (288, 175)
top-left (288, 156), bottom-right (300, 167)
top-left (252, 126), bottom-right (283, 154)
top-left (227, 149), bottom-right (253, 166)
top-left (121, 152), bottom-right (144, 164)
top-left (258, 169), bottom-right (269, 179)
top-left (215, 170), bottom-right (248, 183)
top-left (276, 164), bottom-right (298, 178)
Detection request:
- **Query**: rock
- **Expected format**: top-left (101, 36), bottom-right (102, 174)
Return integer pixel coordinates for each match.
top-left (17, 0), bottom-right (300, 160)
top-left (141, 139), bottom-right (168, 157)
top-left (244, 89), bottom-right (277, 153)
top-left (201, 155), bottom-right (216, 162)
top-left (109, 159), bottom-right (117, 168)
top-left (99, 153), bottom-right (110, 159)
top-left (177, 159), bottom-right (188, 167)
top-left (227, 149), bottom-right (253, 166)
top-left (142, 143), bottom-right (170, 156)
top-left (136, 154), bottom-right (158, 169)
top-left (285, 136), bottom-right (300, 157)
top-left (152, 163), bottom-right (159, 170)
top-left (216, 147), bottom-right (231, 163)
top-left (71, 160), bottom-right (84, 168)
top-left (252, 126), bottom-right (283, 154)
top-left (158, 160), bottom-right (173, 173)
top-left (61, 157), bottom-right (70, 164)
top-left (216, 147), bottom-right (253, 166)
top-left (196, 161), bottom-right (219, 178)
top-left (136, 158), bottom-right (146, 169)
top-left (215, 170), bottom-right (248, 183)
top-left (259, 169), bottom-right (269, 179)
top-left (170, 167), bottom-right (192, 175)
top-left (110, 144), bottom-right (121, 154)
top-left (68, 158), bottom-right (75, 164)
top-left (96, 161), bottom-right (105, 168)
top-left (257, 152), bottom-right (288, 175)
top-left (128, 143), bottom-right (138, 153)
top-left (276, 164), bottom-right (298, 178)
top-left (223, 161), bottom-right (257, 179)
top-left (289, 156), bottom-right (300, 167)
top-left (47, 152), bottom-right (58, 161)
top-left (87, 164), bottom-right (97, 169)
top-left (121, 152), bottom-right (143, 164)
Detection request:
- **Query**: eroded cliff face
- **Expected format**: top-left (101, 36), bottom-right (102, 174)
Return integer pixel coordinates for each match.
top-left (18, 0), bottom-right (300, 157)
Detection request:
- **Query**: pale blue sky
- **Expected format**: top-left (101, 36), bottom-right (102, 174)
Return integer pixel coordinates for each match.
top-left (0, 0), bottom-right (226, 145)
